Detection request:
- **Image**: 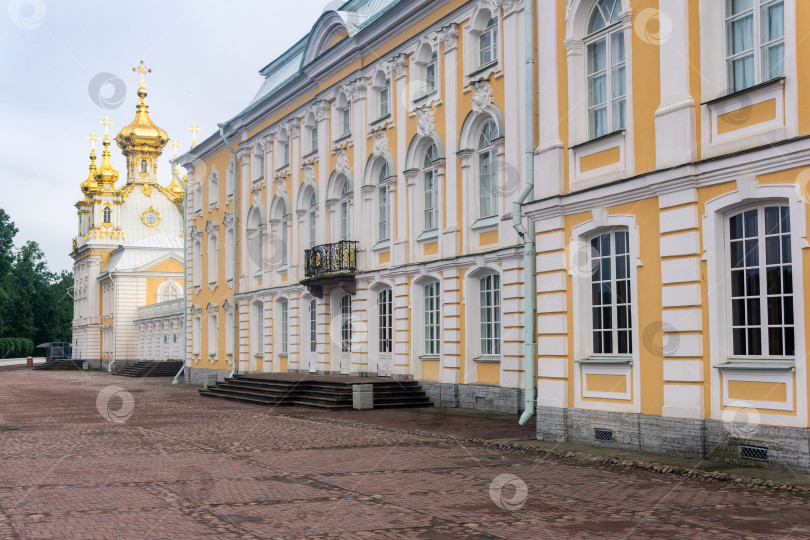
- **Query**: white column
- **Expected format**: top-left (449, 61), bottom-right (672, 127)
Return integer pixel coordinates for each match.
top-left (535, 0), bottom-right (565, 198)
top-left (440, 26), bottom-right (460, 258)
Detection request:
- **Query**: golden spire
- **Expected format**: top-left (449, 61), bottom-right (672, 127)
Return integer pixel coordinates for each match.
top-left (81, 132), bottom-right (100, 195)
top-left (132, 60), bottom-right (151, 89)
top-left (188, 123), bottom-right (200, 149)
top-left (115, 61), bottom-right (168, 184)
top-left (170, 137), bottom-right (181, 158)
top-left (96, 118), bottom-right (120, 189)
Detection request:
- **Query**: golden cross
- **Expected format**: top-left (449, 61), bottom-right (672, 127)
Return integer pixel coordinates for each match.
top-left (188, 123), bottom-right (200, 148)
top-left (87, 132), bottom-right (99, 150)
top-left (100, 116), bottom-right (114, 137)
top-left (132, 60), bottom-right (151, 88)
top-left (170, 138), bottom-right (181, 158)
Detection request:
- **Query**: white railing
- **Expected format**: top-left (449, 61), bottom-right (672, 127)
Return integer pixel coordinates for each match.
top-left (136, 298), bottom-right (184, 321)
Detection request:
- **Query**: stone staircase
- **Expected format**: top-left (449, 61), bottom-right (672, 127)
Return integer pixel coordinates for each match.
top-left (199, 374), bottom-right (432, 410)
top-left (33, 359), bottom-right (85, 371)
top-left (113, 361), bottom-right (184, 378)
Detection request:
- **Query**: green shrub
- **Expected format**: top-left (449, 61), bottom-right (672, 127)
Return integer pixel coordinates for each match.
top-left (0, 337), bottom-right (34, 358)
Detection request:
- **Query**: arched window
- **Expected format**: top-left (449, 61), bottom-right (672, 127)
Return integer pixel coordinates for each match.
top-left (423, 144), bottom-right (439, 232)
top-left (378, 162), bottom-right (391, 242)
top-left (478, 121), bottom-right (499, 218)
top-left (247, 209), bottom-right (264, 277)
top-left (158, 282), bottom-right (181, 303)
top-left (586, 0), bottom-right (625, 139)
top-left (339, 180), bottom-right (352, 240)
top-left (308, 193), bottom-right (318, 248)
top-left (102, 206), bottom-right (111, 224)
top-left (480, 17), bottom-right (499, 66)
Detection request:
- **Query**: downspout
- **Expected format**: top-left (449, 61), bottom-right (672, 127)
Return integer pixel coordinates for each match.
top-left (218, 123), bottom-right (240, 379)
top-left (171, 159), bottom-right (188, 385)
top-left (107, 273), bottom-right (117, 372)
top-left (515, 0), bottom-right (536, 426)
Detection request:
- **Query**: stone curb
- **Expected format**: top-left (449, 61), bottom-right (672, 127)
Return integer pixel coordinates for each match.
top-left (281, 414), bottom-right (810, 497)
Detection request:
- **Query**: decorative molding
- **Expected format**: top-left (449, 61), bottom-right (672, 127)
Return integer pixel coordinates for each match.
top-left (372, 130), bottom-right (389, 157)
top-left (223, 212), bottom-right (234, 229)
top-left (389, 53), bottom-right (408, 78)
top-left (237, 148), bottom-right (251, 161)
top-left (205, 220), bottom-right (218, 236)
top-left (345, 78), bottom-right (367, 101)
top-left (436, 23), bottom-right (459, 50)
top-left (416, 107), bottom-right (436, 138)
top-left (472, 80), bottom-right (494, 115)
top-left (336, 149), bottom-right (350, 174)
top-left (312, 100), bottom-right (329, 122)
top-left (304, 164), bottom-right (316, 183)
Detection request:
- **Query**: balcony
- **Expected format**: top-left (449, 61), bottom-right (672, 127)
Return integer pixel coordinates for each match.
top-left (302, 240), bottom-right (358, 298)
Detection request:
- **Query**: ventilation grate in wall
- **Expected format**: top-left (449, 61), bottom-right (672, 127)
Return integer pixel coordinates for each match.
top-left (594, 428), bottom-right (614, 442)
top-left (740, 445), bottom-right (769, 462)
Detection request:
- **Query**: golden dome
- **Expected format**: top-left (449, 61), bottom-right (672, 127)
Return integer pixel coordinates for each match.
top-left (80, 147), bottom-right (99, 195)
top-left (115, 85), bottom-right (169, 157)
top-left (95, 134), bottom-right (120, 188)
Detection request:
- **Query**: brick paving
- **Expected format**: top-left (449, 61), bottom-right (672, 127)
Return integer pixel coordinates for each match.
top-left (0, 369), bottom-right (809, 538)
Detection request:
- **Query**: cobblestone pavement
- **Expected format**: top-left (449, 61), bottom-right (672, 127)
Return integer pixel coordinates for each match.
top-left (1, 369), bottom-right (809, 539)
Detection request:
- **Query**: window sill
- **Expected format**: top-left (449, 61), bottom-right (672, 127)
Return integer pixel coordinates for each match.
top-left (467, 60), bottom-right (499, 79)
top-left (279, 353), bottom-right (288, 358)
top-left (252, 176), bottom-right (264, 184)
top-left (254, 353), bottom-right (263, 359)
top-left (275, 165), bottom-right (290, 173)
top-left (302, 150), bottom-right (318, 160)
top-left (701, 76), bottom-right (785, 107)
top-left (416, 229), bottom-right (439, 243)
top-left (276, 265), bottom-right (289, 274)
top-left (413, 90), bottom-right (439, 104)
top-left (471, 216), bottom-right (499, 231)
top-left (570, 129), bottom-right (626, 151)
top-left (333, 133), bottom-right (351, 144)
top-left (715, 359), bottom-right (795, 371)
top-left (372, 240), bottom-right (391, 252)
top-left (575, 356), bottom-right (633, 365)
top-left (474, 355), bottom-right (501, 363)
top-left (419, 355), bottom-right (440, 361)
top-left (369, 113), bottom-right (392, 126)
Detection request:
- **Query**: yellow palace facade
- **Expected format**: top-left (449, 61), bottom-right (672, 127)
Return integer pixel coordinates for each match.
top-left (182, 0), bottom-right (810, 468)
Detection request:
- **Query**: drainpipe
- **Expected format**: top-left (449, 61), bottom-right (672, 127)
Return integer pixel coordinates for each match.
top-left (171, 159), bottom-right (188, 385)
top-left (218, 123), bottom-right (240, 379)
top-left (108, 273), bottom-right (117, 372)
top-left (514, 0), bottom-right (536, 426)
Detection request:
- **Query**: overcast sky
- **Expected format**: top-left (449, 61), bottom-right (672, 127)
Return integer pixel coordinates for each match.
top-left (0, 0), bottom-right (334, 273)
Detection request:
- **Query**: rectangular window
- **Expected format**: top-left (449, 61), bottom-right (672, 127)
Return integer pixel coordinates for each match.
top-left (310, 299), bottom-right (317, 353)
top-left (225, 227), bottom-right (234, 282)
top-left (480, 274), bottom-right (501, 355)
top-left (207, 234), bottom-right (218, 284)
top-left (340, 295), bottom-right (352, 353)
top-left (379, 289), bottom-right (393, 353)
top-left (378, 185), bottom-right (390, 242)
top-left (281, 219), bottom-right (288, 266)
top-left (424, 282), bottom-right (441, 355)
top-left (208, 313), bottom-right (217, 357)
top-left (590, 230), bottom-right (632, 355)
top-left (281, 141), bottom-right (290, 167)
top-left (587, 30), bottom-right (625, 139)
top-left (379, 80), bottom-right (391, 118)
top-left (310, 126), bottom-right (318, 154)
top-left (281, 300), bottom-right (289, 354)
top-left (424, 170), bottom-right (438, 231)
top-left (426, 52), bottom-right (438, 94)
top-left (480, 18), bottom-right (498, 66)
top-left (729, 206), bottom-right (794, 357)
top-left (341, 105), bottom-right (351, 135)
top-left (726, 0), bottom-right (784, 92)
top-left (479, 150), bottom-right (497, 218)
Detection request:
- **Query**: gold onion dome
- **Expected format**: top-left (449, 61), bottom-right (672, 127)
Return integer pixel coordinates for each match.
top-left (115, 85), bottom-right (168, 157)
top-left (81, 147), bottom-right (99, 195)
top-left (95, 134), bottom-right (120, 188)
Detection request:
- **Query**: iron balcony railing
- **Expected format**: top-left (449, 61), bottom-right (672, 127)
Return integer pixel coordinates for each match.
top-left (304, 240), bottom-right (358, 280)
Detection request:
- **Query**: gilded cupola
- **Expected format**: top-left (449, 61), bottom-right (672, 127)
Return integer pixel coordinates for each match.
top-left (115, 61), bottom-right (169, 183)
top-left (95, 121), bottom-right (120, 189)
top-left (80, 132), bottom-right (99, 196)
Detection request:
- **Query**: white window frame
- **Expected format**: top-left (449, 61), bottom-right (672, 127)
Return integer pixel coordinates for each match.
top-left (423, 281), bottom-right (441, 357)
top-left (725, 0), bottom-right (785, 93)
top-left (251, 301), bottom-right (264, 358)
top-left (207, 229), bottom-right (218, 286)
top-left (587, 229), bottom-right (633, 357)
top-left (252, 145), bottom-right (265, 182)
top-left (280, 298), bottom-right (289, 355)
top-left (412, 42), bottom-right (441, 105)
top-left (464, 7), bottom-right (502, 83)
top-left (334, 92), bottom-right (352, 141)
top-left (308, 193), bottom-right (319, 248)
top-left (378, 162), bottom-right (391, 243)
top-left (378, 288), bottom-right (393, 354)
top-left (157, 281), bottom-right (181, 303)
top-left (584, 0), bottom-right (626, 140)
top-left (477, 120), bottom-right (499, 219)
top-left (226, 156), bottom-right (236, 200)
top-left (422, 144), bottom-right (440, 234)
top-left (339, 179), bottom-right (352, 241)
top-left (208, 168), bottom-right (219, 207)
top-left (208, 309), bottom-right (218, 360)
top-left (309, 299), bottom-right (317, 353)
top-left (479, 17), bottom-right (499, 67)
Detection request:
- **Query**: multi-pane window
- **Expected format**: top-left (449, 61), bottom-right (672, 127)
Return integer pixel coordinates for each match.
top-left (309, 299), bottom-right (317, 353)
top-left (728, 205), bottom-right (794, 357)
top-left (379, 79), bottom-right (391, 118)
top-left (281, 140), bottom-right (290, 167)
top-left (424, 281), bottom-right (441, 356)
top-left (426, 52), bottom-right (438, 94)
top-left (478, 121), bottom-right (499, 218)
top-left (480, 274), bottom-right (501, 356)
top-left (280, 218), bottom-right (288, 266)
top-left (586, 0), bottom-right (625, 139)
top-left (378, 289), bottom-right (393, 353)
top-left (423, 144), bottom-right (439, 232)
top-left (140, 160), bottom-right (148, 173)
top-left (280, 299), bottom-right (289, 354)
top-left (309, 125), bottom-right (318, 154)
top-left (726, 0), bottom-right (784, 92)
top-left (254, 151), bottom-right (265, 180)
top-left (207, 233), bottom-right (218, 284)
top-left (480, 17), bottom-right (498, 66)
top-left (340, 295), bottom-right (352, 353)
top-left (340, 104), bottom-right (351, 136)
top-left (208, 312), bottom-right (217, 357)
top-left (308, 193), bottom-right (318, 248)
top-left (378, 163), bottom-right (390, 242)
top-left (340, 180), bottom-right (351, 240)
top-left (590, 230), bottom-right (632, 355)
top-left (159, 283), bottom-right (180, 303)
top-left (102, 206), bottom-right (111, 224)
